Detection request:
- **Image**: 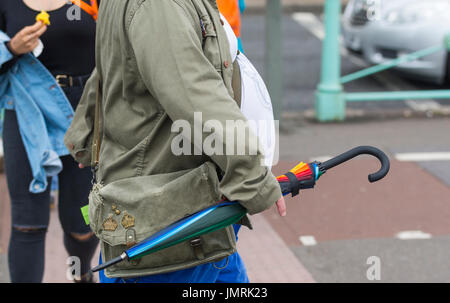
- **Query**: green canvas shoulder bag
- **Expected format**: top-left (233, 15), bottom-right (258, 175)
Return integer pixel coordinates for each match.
top-left (89, 0), bottom-right (244, 279)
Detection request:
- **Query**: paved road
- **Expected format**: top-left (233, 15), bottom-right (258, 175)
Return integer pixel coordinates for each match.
top-left (267, 118), bottom-right (450, 282)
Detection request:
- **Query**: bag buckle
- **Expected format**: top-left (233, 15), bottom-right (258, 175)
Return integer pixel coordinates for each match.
top-left (190, 238), bottom-right (202, 247)
top-left (126, 229), bottom-right (137, 248)
top-left (126, 229), bottom-right (141, 266)
top-left (55, 75), bottom-right (73, 87)
top-left (190, 238), bottom-right (205, 260)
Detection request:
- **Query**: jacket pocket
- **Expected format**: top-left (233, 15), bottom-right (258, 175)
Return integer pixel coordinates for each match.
top-left (88, 161), bottom-right (237, 278)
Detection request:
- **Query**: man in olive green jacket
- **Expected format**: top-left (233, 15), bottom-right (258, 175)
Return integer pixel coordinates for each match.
top-left (65, 0), bottom-right (286, 282)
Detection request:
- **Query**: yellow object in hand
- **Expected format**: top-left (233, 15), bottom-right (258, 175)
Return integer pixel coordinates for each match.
top-left (36, 11), bottom-right (50, 26)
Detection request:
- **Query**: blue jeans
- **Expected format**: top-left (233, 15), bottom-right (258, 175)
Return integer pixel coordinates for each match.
top-left (99, 224), bottom-right (249, 283)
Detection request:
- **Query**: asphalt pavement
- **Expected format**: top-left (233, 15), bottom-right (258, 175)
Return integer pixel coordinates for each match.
top-left (240, 11), bottom-right (450, 282)
top-left (1, 9), bottom-right (449, 283)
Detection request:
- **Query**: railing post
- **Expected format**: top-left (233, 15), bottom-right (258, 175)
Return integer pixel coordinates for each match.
top-left (315, 0), bottom-right (345, 121)
top-left (266, 0), bottom-right (283, 121)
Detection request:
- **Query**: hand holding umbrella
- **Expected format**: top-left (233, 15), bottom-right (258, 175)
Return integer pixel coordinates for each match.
top-left (92, 146), bottom-right (390, 272)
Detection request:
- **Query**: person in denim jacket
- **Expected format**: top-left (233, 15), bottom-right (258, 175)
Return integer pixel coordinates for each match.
top-left (0, 0), bottom-right (98, 283)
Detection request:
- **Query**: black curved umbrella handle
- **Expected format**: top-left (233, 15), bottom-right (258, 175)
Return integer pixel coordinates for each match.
top-left (320, 146), bottom-right (390, 183)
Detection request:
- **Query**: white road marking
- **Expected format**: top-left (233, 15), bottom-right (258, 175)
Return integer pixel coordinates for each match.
top-left (291, 12), bottom-right (445, 113)
top-left (299, 235), bottom-right (318, 246)
top-left (404, 100), bottom-right (443, 112)
top-left (395, 152), bottom-right (450, 162)
top-left (395, 231), bottom-right (432, 240)
top-left (292, 12), bottom-right (325, 40)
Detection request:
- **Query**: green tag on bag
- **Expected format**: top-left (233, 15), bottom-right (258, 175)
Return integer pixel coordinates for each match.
top-left (81, 204), bottom-right (90, 225)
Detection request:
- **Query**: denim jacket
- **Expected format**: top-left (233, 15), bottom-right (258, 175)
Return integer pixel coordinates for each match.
top-left (0, 30), bottom-right (74, 193)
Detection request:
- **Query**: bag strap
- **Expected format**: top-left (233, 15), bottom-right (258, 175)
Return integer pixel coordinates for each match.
top-left (231, 59), bottom-right (242, 107)
top-left (191, 0), bottom-right (242, 107)
top-left (191, 0), bottom-right (209, 21)
top-left (91, 78), bottom-right (102, 168)
top-left (91, 1), bottom-right (241, 168)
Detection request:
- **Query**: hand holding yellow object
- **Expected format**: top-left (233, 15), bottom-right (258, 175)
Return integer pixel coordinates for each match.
top-left (36, 11), bottom-right (50, 26)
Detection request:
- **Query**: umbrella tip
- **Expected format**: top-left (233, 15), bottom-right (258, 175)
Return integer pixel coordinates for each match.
top-left (92, 253), bottom-right (127, 272)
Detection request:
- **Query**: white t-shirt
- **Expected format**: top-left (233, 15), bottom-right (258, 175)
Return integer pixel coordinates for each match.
top-left (221, 14), bottom-right (276, 168)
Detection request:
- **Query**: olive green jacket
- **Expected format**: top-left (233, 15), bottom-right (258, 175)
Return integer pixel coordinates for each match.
top-left (65, 0), bottom-right (281, 215)
top-left (65, 0), bottom-right (282, 276)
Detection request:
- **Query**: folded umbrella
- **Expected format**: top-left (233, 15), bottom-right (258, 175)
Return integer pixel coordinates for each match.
top-left (92, 146), bottom-right (390, 272)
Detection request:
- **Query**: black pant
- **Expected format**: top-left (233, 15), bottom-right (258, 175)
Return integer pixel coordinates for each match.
top-left (3, 86), bottom-right (98, 283)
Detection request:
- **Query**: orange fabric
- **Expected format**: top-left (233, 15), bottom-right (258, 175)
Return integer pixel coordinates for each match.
top-left (90, 0), bottom-right (98, 13)
top-left (217, 0), bottom-right (241, 37)
top-left (69, 0), bottom-right (98, 21)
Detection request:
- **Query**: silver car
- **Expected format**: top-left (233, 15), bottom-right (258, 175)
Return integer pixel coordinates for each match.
top-left (342, 0), bottom-right (450, 84)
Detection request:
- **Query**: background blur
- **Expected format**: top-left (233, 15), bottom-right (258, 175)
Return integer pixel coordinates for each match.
top-left (1, 0), bottom-right (450, 283)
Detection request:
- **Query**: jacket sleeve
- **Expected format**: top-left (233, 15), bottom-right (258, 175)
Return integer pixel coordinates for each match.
top-left (64, 68), bottom-right (100, 167)
top-left (0, 29), bottom-right (17, 74)
top-left (128, 0), bottom-right (281, 215)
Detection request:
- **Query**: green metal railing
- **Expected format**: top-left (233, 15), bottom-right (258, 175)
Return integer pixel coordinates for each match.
top-left (315, 0), bottom-right (450, 121)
